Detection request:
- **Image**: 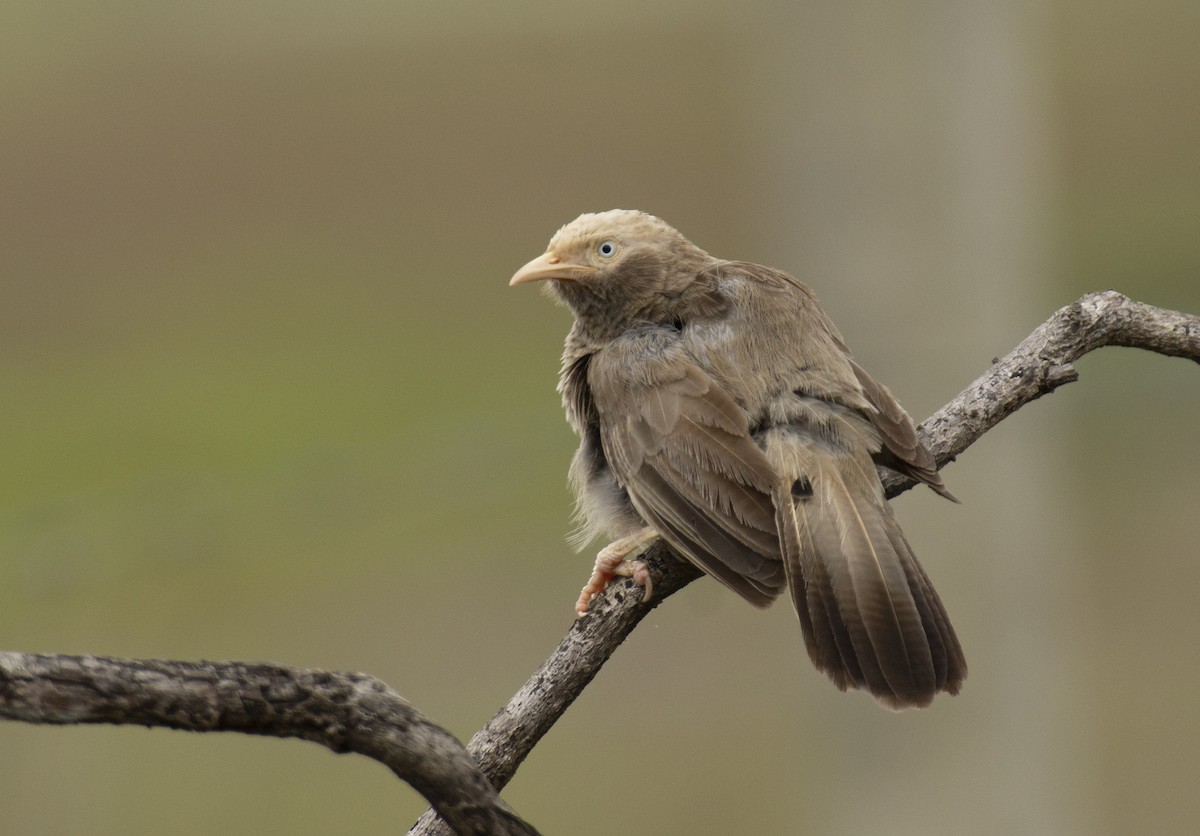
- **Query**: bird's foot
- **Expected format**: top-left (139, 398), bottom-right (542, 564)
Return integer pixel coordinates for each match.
top-left (575, 529), bottom-right (658, 616)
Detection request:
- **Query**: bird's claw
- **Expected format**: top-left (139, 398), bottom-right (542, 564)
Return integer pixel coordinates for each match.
top-left (575, 531), bottom-right (657, 615)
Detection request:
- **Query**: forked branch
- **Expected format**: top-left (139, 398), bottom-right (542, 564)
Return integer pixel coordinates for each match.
top-left (410, 290), bottom-right (1200, 834)
top-left (0, 292), bottom-right (1195, 836)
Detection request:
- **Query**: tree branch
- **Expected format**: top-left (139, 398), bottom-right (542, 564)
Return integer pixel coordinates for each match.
top-left (1, 292), bottom-right (1196, 836)
top-left (0, 653), bottom-right (540, 836)
top-left (409, 290), bottom-right (1200, 834)
top-left (880, 290), bottom-right (1200, 497)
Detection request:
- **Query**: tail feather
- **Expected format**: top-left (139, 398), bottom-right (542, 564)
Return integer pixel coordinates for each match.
top-left (888, 523), bottom-right (967, 694)
top-left (824, 468), bottom-right (937, 706)
top-left (778, 468), bottom-right (965, 709)
top-left (779, 495), bottom-right (860, 691)
top-left (792, 495), bottom-right (895, 699)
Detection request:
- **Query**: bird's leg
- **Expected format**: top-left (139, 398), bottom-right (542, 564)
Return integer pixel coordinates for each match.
top-left (575, 527), bottom-right (658, 616)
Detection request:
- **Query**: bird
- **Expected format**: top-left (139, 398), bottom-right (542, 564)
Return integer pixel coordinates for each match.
top-left (509, 209), bottom-right (965, 709)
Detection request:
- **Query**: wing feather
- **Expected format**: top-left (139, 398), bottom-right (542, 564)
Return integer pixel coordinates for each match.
top-left (590, 338), bottom-right (787, 607)
top-left (850, 359), bottom-right (956, 501)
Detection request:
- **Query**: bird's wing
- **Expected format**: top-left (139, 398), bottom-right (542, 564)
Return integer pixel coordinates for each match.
top-left (700, 260), bottom-right (953, 499)
top-left (849, 359), bottom-right (956, 501)
top-left (695, 261), bottom-right (965, 706)
top-left (588, 335), bottom-right (786, 606)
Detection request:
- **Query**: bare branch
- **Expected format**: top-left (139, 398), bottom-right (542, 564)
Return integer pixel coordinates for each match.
top-left (0, 652), bottom-right (540, 836)
top-left (882, 290), bottom-right (1200, 497)
top-left (410, 290), bottom-right (1200, 835)
top-left (2, 292), bottom-right (1196, 835)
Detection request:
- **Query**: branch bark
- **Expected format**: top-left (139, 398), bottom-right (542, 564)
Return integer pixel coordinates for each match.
top-left (0, 292), bottom-right (1195, 836)
top-left (409, 290), bottom-right (1200, 834)
top-left (879, 290), bottom-right (1200, 497)
top-left (0, 653), bottom-right (540, 836)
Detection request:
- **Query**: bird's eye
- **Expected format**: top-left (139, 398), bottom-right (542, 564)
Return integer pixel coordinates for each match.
top-left (596, 240), bottom-right (618, 258)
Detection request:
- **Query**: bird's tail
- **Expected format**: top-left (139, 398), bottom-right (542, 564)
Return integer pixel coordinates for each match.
top-left (777, 467), bottom-right (966, 709)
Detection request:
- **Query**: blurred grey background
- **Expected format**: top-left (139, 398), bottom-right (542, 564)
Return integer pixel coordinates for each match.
top-left (2, 2), bottom-right (1198, 834)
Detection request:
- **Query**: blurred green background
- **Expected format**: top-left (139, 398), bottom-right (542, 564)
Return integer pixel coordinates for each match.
top-left (2, 2), bottom-right (1198, 834)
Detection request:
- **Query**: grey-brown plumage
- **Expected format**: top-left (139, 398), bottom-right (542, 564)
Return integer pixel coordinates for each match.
top-left (510, 209), bottom-right (965, 709)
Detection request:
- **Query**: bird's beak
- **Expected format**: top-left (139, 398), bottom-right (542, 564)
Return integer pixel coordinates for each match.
top-left (509, 252), bottom-right (594, 287)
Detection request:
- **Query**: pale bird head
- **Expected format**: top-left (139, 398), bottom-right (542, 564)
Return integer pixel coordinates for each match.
top-left (509, 210), bottom-right (712, 331)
